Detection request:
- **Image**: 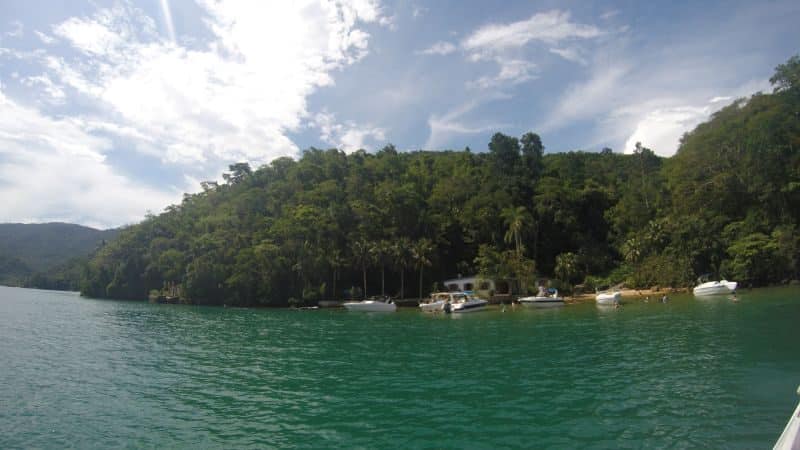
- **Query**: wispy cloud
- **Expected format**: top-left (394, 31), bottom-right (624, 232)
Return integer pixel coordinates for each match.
top-left (417, 41), bottom-right (457, 55)
top-left (548, 47), bottom-right (587, 65)
top-left (425, 94), bottom-right (511, 148)
top-left (312, 110), bottom-right (387, 152)
top-left (463, 10), bottom-right (602, 54)
top-left (442, 10), bottom-right (604, 88)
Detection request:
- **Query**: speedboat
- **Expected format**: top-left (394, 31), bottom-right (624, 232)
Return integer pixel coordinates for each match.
top-left (419, 292), bottom-right (451, 313)
top-left (450, 291), bottom-right (488, 313)
top-left (343, 298), bottom-right (396, 312)
top-left (693, 280), bottom-right (737, 296)
top-left (519, 287), bottom-right (564, 307)
top-left (596, 290), bottom-right (621, 305)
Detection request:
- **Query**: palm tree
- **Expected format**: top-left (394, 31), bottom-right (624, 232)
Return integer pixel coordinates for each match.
top-left (501, 206), bottom-right (529, 258)
top-left (351, 238), bottom-right (371, 299)
top-left (326, 248), bottom-right (345, 300)
top-left (370, 240), bottom-right (392, 297)
top-left (391, 237), bottom-right (411, 299)
top-left (411, 238), bottom-right (434, 300)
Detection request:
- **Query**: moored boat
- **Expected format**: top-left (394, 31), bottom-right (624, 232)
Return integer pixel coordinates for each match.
top-left (419, 292), bottom-right (451, 313)
top-left (450, 292), bottom-right (488, 313)
top-left (596, 290), bottom-right (621, 305)
top-left (518, 287), bottom-right (564, 307)
top-left (343, 299), bottom-right (397, 312)
top-left (693, 279), bottom-right (737, 296)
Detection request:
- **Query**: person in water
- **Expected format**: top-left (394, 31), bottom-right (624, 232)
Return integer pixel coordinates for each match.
top-left (661, 295), bottom-right (668, 303)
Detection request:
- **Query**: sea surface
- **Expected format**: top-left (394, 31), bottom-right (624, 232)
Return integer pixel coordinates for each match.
top-left (1, 285), bottom-right (799, 449)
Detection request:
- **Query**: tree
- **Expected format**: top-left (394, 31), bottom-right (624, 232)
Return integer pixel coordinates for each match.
top-left (222, 162), bottom-right (252, 185)
top-left (555, 252), bottom-right (580, 285)
top-left (411, 238), bottom-right (434, 300)
top-left (501, 206), bottom-right (529, 258)
top-left (391, 237), bottom-right (411, 299)
top-left (351, 238), bottom-right (371, 299)
top-left (770, 54), bottom-right (800, 93)
top-left (520, 132), bottom-right (544, 178)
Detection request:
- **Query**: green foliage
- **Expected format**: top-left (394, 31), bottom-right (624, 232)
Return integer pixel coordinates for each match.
top-left (75, 55), bottom-right (800, 305)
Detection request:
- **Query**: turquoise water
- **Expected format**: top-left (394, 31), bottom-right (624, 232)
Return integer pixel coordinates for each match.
top-left (1, 286), bottom-right (799, 448)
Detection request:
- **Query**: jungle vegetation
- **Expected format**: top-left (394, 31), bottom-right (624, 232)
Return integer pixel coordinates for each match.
top-left (78, 55), bottom-right (800, 305)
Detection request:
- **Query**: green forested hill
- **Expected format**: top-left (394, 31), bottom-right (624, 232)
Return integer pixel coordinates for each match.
top-left (0, 223), bottom-right (117, 287)
top-left (80, 55), bottom-right (800, 305)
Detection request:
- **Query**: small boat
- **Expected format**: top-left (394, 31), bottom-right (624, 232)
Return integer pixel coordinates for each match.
top-left (519, 287), bottom-right (564, 307)
top-left (596, 290), bottom-right (621, 305)
top-left (450, 291), bottom-right (488, 313)
top-left (343, 298), bottom-right (397, 312)
top-left (774, 385), bottom-right (800, 449)
top-left (419, 292), bottom-right (451, 313)
top-left (693, 279), bottom-right (737, 296)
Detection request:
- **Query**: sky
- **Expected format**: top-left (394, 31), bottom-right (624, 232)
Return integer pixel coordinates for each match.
top-left (0, 0), bottom-right (798, 229)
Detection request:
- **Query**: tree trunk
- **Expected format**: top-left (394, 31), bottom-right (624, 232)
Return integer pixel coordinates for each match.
top-left (332, 269), bottom-right (337, 300)
top-left (362, 265), bottom-right (367, 299)
top-left (400, 270), bottom-right (404, 299)
top-left (418, 266), bottom-right (423, 300)
top-left (381, 266), bottom-right (385, 296)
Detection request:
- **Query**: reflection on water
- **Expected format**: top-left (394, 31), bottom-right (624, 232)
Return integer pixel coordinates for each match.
top-left (1, 286), bottom-right (799, 448)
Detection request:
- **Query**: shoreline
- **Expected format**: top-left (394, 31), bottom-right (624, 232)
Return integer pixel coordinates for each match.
top-left (567, 287), bottom-right (691, 303)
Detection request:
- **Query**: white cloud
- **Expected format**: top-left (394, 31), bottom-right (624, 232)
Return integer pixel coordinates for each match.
top-left (0, 1), bottom-right (390, 226)
top-left (463, 10), bottom-right (602, 55)
top-left (33, 1), bottom-right (388, 167)
top-left (417, 41), bottom-right (457, 56)
top-left (34, 31), bottom-right (56, 44)
top-left (621, 79), bottom-right (771, 156)
top-left (540, 64), bottom-right (630, 132)
top-left (0, 90), bottom-right (180, 228)
top-left (4, 21), bottom-right (24, 38)
top-left (425, 94), bottom-right (510, 148)
top-left (21, 73), bottom-right (65, 101)
top-left (622, 106), bottom-right (711, 156)
top-left (469, 59), bottom-right (537, 89)
top-left (600, 10), bottom-right (620, 20)
top-left (312, 110), bottom-right (386, 152)
top-left (549, 47), bottom-right (586, 65)
top-left (460, 10), bottom-right (602, 89)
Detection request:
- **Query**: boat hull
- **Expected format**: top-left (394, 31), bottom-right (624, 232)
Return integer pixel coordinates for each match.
top-left (451, 300), bottom-right (488, 313)
top-left (693, 280), bottom-right (737, 296)
top-left (596, 292), bottom-right (621, 304)
top-left (343, 301), bottom-right (397, 312)
top-left (419, 300), bottom-right (445, 312)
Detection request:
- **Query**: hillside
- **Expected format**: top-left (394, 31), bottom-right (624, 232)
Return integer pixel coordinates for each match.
top-left (0, 223), bottom-right (118, 287)
top-left (80, 55), bottom-right (800, 305)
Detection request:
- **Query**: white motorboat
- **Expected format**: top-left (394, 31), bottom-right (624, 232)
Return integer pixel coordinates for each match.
top-left (596, 290), bottom-right (621, 304)
top-left (519, 287), bottom-right (564, 307)
top-left (450, 292), bottom-right (488, 313)
top-left (343, 299), bottom-right (397, 312)
top-left (419, 292), bottom-right (452, 313)
top-left (774, 386), bottom-right (800, 449)
top-left (693, 279), bottom-right (737, 296)
top-left (421, 291), bottom-right (488, 313)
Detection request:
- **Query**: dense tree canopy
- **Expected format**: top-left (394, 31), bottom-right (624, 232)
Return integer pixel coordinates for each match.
top-left (78, 55), bottom-right (800, 305)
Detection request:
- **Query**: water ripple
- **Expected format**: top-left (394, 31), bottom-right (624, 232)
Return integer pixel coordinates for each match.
top-left (1, 287), bottom-right (799, 448)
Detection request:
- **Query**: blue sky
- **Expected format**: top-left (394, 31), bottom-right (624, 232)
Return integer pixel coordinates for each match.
top-left (0, 0), bottom-right (798, 228)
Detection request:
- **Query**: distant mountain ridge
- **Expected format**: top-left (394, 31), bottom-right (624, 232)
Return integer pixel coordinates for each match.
top-left (0, 222), bottom-right (118, 286)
